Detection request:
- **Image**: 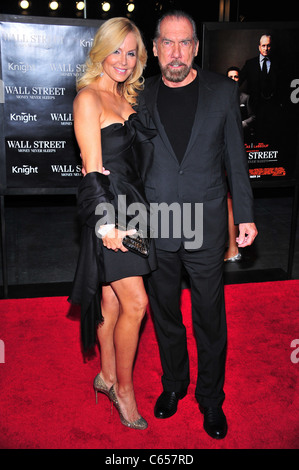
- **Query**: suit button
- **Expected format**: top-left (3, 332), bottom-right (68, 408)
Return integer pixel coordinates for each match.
top-left (179, 170), bottom-right (184, 175)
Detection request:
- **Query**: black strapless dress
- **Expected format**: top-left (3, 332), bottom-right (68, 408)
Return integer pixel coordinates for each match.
top-left (100, 114), bottom-right (157, 282)
top-left (68, 113), bottom-right (157, 350)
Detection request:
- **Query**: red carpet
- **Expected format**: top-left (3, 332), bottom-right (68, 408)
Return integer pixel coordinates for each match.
top-left (0, 280), bottom-right (298, 450)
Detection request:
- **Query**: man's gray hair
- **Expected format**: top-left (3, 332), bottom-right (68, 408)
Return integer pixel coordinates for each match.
top-left (154, 10), bottom-right (198, 43)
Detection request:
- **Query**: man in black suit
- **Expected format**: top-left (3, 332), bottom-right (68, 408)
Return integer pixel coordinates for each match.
top-left (137, 11), bottom-right (258, 439)
top-left (227, 66), bottom-right (255, 139)
top-left (239, 34), bottom-right (280, 141)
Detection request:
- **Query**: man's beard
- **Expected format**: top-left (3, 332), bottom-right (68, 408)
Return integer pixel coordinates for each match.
top-left (160, 60), bottom-right (192, 83)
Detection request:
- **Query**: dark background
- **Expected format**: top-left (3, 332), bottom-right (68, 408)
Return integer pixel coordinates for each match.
top-left (1, 0), bottom-right (298, 76)
top-left (1, 1), bottom-right (296, 24)
top-left (1, 0), bottom-right (298, 60)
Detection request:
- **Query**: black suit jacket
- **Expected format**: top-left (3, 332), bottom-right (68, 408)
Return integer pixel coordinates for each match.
top-left (136, 65), bottom-right (254, 251)
top-left (239, 56), bottom-right (279, 108)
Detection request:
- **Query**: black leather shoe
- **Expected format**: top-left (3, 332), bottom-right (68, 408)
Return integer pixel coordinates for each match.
top-left (154, 391), bottom-right (186, 419)
top-left (199, 406), bottom-right (228, 439)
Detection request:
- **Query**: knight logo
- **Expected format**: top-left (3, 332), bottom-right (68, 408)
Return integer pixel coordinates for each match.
top-left (8, 62), bottom-right (35, 73)
top-left (80, 38), bottom-right (94, 48)
top-left (11, 165), bottom-right (38, 175)
top-left (50, 112), bottom-right (73, 125)
top-left (10, 112), bottom-right (38, 123)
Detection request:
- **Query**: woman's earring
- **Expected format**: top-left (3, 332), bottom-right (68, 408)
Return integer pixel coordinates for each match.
top-left (100, 72), bottom-right (104, 77)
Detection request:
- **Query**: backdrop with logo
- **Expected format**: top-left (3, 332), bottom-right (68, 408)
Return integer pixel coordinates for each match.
top-left (201, 22), bottom-right (299, 281)
top-left (0, 15), bottom-right (103, 193)
top-left (201, 22), bottom-right (299, 185)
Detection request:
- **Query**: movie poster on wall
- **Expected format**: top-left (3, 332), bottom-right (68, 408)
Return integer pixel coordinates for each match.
top-left (0, 16), bottom-right (102, 189)
top-left (202, 22), bottom-right (299, 183)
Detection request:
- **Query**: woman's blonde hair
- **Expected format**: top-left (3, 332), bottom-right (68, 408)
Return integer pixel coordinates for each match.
top-left (76, 17), bottom-right (147, 105)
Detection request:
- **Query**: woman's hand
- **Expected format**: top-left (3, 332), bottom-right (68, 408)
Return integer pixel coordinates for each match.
top-left (102, 227), bottom-right (136, 252)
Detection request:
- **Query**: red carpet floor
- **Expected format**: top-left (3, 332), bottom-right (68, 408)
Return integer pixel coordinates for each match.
top-left (0, 280), bottom-right (298, 450)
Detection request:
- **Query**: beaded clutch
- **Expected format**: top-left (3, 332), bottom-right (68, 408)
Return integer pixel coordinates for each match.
top-left (117, 223), bottom-right (150, 258)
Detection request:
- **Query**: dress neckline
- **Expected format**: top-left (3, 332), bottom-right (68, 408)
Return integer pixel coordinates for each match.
top-left (101, 112), bottom-right (136, 131)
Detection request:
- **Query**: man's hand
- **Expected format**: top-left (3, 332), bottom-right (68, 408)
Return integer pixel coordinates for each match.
top-left (236, 223), bottom-right (258, 248)
top-left (81, 166), bottom-right (110, 176)
top-left (79, 152), bottom-right (110, 176)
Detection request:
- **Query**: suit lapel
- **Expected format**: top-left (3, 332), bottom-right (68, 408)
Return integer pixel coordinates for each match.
top-left (181, 67), bottom-right (212, 164)
top-left (144, 66), bottom-right (213, 166)
top-left (144, 76), bottom-right (180, 164)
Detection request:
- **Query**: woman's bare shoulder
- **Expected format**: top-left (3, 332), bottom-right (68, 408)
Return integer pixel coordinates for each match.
top-left (73, 86), bottom-right (102, 113)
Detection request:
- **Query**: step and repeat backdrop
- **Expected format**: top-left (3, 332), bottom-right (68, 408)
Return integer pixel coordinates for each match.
top-left (0, 15), bottom-right (103, 192)
top-left (202, 22), bottom-right (299, 184)
top-left (1, 16), bottom-right (299, 192)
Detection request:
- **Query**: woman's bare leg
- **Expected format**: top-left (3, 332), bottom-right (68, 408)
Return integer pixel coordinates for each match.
top-left (96, 284), bottom-right (119, 389)
top-left (224, 197), bottom-right (239, 260)
top-left (110, 276), bottom-right (148, 423)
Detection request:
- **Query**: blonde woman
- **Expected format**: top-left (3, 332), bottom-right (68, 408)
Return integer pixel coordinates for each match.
top-left (69, 18), bottom-right (156, 430)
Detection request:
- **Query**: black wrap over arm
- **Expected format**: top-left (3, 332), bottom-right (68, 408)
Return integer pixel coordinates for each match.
top-left (68, 171), bottom-right (115, 351)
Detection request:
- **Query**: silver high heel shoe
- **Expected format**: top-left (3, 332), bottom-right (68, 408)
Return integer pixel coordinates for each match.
top-left (109, 385), bottom-right (148, 430)
top-left (224, 252), bottom-right (242, 262)
top-left (93, 373), bottom-right (110, 404)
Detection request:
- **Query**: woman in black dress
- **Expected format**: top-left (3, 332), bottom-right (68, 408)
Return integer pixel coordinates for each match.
top-left (69, 18), bottom-right (156, 430)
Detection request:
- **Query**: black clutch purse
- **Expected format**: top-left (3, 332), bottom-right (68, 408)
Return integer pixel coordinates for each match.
top-left (116, 223), bottom-right (150, 258)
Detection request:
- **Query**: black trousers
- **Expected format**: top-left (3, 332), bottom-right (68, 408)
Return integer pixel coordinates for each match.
top-left (148, 244), bottom-right (227, 408)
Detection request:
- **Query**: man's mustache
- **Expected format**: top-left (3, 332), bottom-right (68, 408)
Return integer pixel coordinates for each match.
top-left (167, 61), bottom-right (187, 67)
